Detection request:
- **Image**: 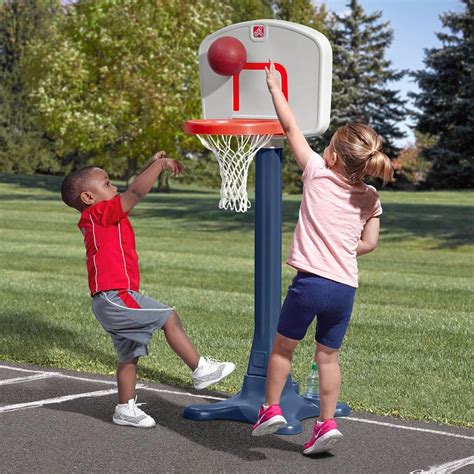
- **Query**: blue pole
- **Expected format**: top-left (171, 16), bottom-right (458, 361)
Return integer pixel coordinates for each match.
top-left (248, 147), bottom-right (282, 377)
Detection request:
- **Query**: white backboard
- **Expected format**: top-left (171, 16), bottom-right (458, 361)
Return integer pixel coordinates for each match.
top-left (198, 20), bottom-right (333, 137)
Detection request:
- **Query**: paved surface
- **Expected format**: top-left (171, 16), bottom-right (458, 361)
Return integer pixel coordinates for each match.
top-left (1, 362), bottom-right (473, 473)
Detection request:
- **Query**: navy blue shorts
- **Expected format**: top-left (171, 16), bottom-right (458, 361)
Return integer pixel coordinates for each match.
top-left (277, 272), bottom-right (356, 349)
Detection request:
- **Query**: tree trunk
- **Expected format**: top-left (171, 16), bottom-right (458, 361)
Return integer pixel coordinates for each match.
top-left (125, 156), bottom-right (137, 185)
top-left (156, 172), bottom-right (170, 192)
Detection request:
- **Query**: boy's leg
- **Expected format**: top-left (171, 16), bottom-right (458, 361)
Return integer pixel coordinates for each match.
top-left (264, 332), bottom-right (299, 405)
top-left (117, 357), bottom-right (139, 404)
top-left (114, 356), bottom-right (155, 428)
top-left (162, 311), bottom-right (200, 370)
top-left (162, 310), bottom-right (235, 389)
top-left (315, 342), bottom-right (341, 421)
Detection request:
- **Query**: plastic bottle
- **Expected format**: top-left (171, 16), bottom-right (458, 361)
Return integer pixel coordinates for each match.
top-left (305, 362), bottom-right (319, 398)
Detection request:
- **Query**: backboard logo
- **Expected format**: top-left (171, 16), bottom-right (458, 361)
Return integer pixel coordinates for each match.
top-left (252, 25), bottom-right (265, 39)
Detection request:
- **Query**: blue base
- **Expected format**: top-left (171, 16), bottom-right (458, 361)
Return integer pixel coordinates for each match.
top-left (183, 374), bottom-right (351, 435)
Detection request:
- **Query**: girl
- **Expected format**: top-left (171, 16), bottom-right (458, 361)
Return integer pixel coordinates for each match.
top-left (251, 62), bottom-right (393, 454)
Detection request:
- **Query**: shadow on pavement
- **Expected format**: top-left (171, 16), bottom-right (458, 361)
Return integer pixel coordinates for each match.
top-left (48, 389), bottom-right (336, 462)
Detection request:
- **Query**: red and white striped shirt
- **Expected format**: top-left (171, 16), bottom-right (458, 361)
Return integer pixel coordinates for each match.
top-left (78, 195), bottom-right (140, 295)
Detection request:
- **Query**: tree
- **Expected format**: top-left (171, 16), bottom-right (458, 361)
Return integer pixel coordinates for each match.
top-left (23, 0), bottom-right (232, 188)
top-left (230, 0), bottom-right (273, 22)
top-left (275, 0), bottom-right (328, 34)
top-left (392, 131), bottom-right (434, 189)
top-left (410, 0), bottom-right (473, 189)
top-left (328, 0), bottom-right (407, 158)
top-left (0, 0), bottom-right (60, 174)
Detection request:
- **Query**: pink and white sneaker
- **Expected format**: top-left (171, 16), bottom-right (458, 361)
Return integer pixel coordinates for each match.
top-left (303, 418), bottom-right (343, 454)
top-left (252, 404), bottom-right (287, 436)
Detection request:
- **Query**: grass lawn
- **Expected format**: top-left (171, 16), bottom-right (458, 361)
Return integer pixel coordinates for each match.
top-left (0, 173), bottom-right (472, 427)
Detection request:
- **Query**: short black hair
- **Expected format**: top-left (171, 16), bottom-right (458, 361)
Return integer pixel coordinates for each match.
top-left (61, 167), bottom-right (96, 211)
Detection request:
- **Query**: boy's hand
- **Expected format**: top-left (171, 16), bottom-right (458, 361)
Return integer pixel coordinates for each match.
top-left (142, 151), bottom-right (167, 171)
top-left (265, 60), bottom-right (279, 93)
top-left (122, 156), bottom-right (184, 213)
top-left (161, 158), bottom-right (184, 177)
top-left (152, 151), bottom-right (167, 160)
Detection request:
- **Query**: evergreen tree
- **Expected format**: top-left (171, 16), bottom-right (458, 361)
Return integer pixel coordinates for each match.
top-left (0, 0), bottom-right (60, 174)
top-left (410, 0), bottom-right (473, 189)
top-left (328, 0), bottom-right (407, 158)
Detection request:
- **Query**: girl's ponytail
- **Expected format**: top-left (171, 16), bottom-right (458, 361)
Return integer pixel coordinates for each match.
top-left (364, 150), bottom-right (393, 186)
top-left (331, 124), bottom-right (394, 186)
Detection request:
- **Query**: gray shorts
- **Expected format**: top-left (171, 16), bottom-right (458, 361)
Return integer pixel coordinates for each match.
top-left (92, 290), bottom-right (174, 363)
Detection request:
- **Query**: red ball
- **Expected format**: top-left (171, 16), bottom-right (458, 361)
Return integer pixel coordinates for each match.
top-left (207, 36), bottom-right (247, 76)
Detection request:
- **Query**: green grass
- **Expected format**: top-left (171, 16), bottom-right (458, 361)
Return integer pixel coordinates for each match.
top-left (0, 174), bottom-right (473, 427)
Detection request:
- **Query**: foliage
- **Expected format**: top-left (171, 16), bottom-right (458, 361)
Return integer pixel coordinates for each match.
top-left (389, 132), bottom-right (435, 189)
top-left (23, 0), bottom-right (232, 184)
top-left (274, 0), bottom-right (328, 33)
top-left (410, 0), bottom-right (473, 189)
top-left (0, 0), bottom-right (60, 174)
top-left (327, 0), bottom-right (407, 158)
top-left (228, 0), bottom-right (273, 22)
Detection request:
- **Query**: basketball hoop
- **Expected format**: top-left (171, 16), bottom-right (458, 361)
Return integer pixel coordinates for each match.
top-left (184, 119), bottom-right (283, 212)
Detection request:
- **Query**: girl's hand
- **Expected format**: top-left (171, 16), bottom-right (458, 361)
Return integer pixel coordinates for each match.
top-left (265, 60), bottom-right (279, 93)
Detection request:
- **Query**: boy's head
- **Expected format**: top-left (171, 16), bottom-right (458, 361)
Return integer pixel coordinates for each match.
top-left (61, 167), bottom-right (118, 211)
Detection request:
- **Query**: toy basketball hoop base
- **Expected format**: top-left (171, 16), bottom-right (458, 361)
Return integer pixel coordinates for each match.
top-left (182, 130), bottom-right (350, 433)
top-left (184, 119), bottom-right (283, 213)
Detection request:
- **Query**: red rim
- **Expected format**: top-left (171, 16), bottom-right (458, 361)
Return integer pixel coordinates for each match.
top-left (184, 119), bottom-right (284, 136)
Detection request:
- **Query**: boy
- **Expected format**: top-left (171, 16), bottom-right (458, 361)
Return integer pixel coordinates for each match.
top-left (61, 151), bottom-right (235, 428)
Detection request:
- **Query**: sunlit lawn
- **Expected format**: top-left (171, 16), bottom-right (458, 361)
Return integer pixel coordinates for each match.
top-left (0, 174), bottom-right (472, 427)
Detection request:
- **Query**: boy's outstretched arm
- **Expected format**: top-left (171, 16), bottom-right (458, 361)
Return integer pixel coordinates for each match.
top-left (357, 217), bottom-right (380, 256)
top-left (265, 61), bottom-right (313, 171)
top-left (121, 152), bottom-right (184, 213)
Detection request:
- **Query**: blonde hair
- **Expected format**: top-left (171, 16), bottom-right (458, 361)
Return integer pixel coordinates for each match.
top-left (330, 124), bottom-right (393, 186)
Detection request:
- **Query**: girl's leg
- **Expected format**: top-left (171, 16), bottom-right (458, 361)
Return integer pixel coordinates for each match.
top-left (264, 333), bottom-right (299, 405)
top-left (315, 342), bottom-right (340, 420)
top-left (117, 357), bottom-right (139, 404)
top-left (163, 311), bottom-right (200, 371)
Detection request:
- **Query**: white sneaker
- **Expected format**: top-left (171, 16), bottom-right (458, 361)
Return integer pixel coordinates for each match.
top-left (192, 357), bottom-right (236, 390)
top-left (112, 397), bottom-right (156, 428)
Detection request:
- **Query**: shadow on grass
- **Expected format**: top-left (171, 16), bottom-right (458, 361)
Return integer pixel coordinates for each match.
top-left (0, 173), bottom-right (214, 196)
top-left (0, 310), bottom-right (205, 389)
top-left (1, 174), bottom-right (472, 248)
top-left (381, 203), bottom-right (474, 249)
top-left (0, 173), bottom-right (64, 193)
top-left (0, 310), bottom-right (116, 369)
top-left (133, 195), bottom-right (474, 248)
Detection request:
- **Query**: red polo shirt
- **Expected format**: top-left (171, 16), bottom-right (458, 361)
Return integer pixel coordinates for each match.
top-left (78, 195), bottom-right (140, 295)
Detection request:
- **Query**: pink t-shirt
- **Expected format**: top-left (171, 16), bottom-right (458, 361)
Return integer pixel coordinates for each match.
top-left (287, 152), bottom-right (382, 288)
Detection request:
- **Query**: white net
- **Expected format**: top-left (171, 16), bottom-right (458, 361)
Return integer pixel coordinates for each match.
top-left (196, 133), bottom-right (273, 212)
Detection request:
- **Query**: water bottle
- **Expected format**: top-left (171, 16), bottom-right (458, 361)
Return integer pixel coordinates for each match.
top-left (305, 362), bottom-right (319, 398)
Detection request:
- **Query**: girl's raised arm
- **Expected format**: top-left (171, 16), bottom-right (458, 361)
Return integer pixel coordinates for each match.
top-left (265, 61), bottom-right (313, 171)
